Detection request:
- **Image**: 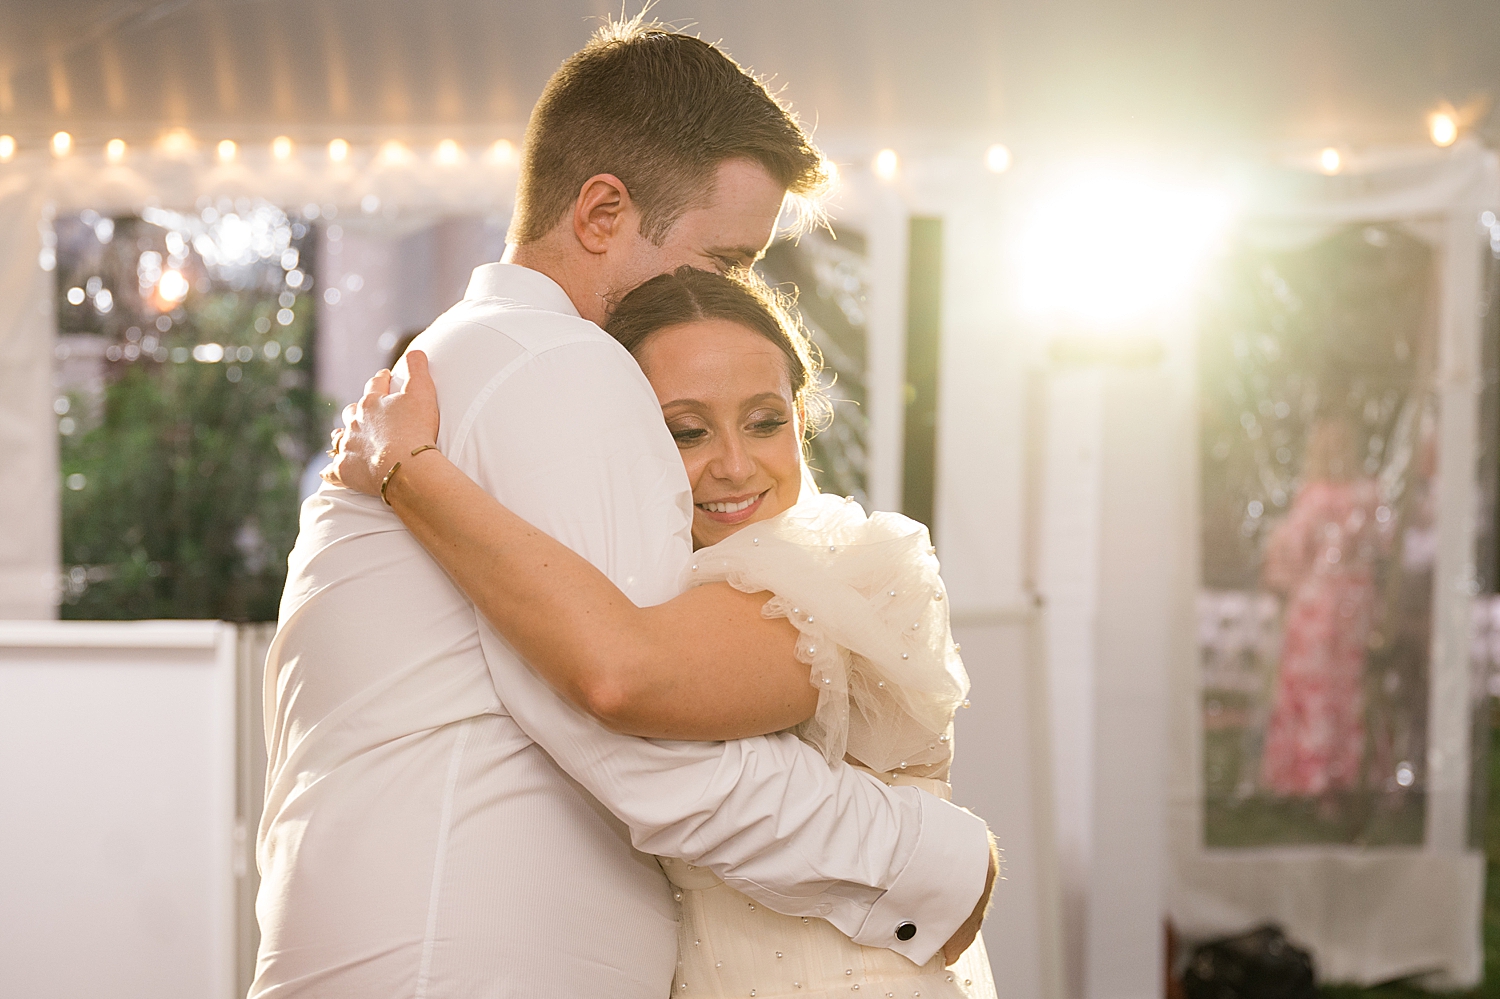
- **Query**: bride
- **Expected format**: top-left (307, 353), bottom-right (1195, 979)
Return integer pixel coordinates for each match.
top-left (327, 266), bottom-right (999, 999)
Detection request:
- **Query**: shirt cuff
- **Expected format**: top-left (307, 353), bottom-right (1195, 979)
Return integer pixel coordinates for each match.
top-left (849, 792), bottom-right (991, 965)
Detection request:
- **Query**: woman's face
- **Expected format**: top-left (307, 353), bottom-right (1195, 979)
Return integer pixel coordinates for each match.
top-left (635, 318), bottom-right (803, 548)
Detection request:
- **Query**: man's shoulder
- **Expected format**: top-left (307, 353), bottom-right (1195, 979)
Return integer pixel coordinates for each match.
top-left (426, 296), bottom-right (618, 358)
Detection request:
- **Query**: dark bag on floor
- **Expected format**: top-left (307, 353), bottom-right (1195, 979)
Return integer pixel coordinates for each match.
top-left (1182, 924), bottom-right (1317, 999)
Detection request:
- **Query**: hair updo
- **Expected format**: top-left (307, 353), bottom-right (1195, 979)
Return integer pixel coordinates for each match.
top-left (604, 266), bottom-right (831, 437)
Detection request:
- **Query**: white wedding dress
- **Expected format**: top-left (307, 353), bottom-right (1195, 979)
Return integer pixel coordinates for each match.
top-left (662, 490), bottom-right (1000, 999)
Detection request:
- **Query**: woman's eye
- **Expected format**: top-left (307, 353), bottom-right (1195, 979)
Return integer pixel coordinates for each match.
top-left (671, 428), bottom-right (708, 445)
top-left (750, 418), bottom-right (788, 435)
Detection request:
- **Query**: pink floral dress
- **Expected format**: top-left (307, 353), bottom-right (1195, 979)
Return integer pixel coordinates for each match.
top-left (1258, 478), bottom-right (1384, 796)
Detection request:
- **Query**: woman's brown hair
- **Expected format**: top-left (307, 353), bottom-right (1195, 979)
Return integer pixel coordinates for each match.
top-left (604, 266), bottom-right (831, 437)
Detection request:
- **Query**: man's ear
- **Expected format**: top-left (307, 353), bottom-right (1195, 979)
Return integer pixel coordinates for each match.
top-left (572, 174), bottom-right (634, 255)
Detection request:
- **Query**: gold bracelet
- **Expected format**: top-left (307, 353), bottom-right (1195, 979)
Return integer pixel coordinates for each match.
top-left (379, 444), bottom-right (439, 506)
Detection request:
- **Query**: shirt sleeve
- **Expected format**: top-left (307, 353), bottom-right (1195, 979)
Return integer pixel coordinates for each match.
top-left (454, 337), bottom-right (991, 964)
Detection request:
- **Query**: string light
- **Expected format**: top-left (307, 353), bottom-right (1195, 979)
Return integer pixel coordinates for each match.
top-left (1319, 147), bottom-right (1341, 175)
top-left (159, 129), bottom-right (194, 156)
top-left (435, 139), bottom-right (461, 165)
top-left (873, 148), bottom-right (898, 181)
top-left (328, 138), bottom-right (349, 162)
top-left (51, 131), bottom-right (72, 157)
top-left (0, 135), bottom-right (14, 162)
top-left (1430, 112), bottom-right (1458, 147)
top-left (271, 135), bottom-right (293, 161)
top-left (105, 138), bottom-right (126, 163)
top-left (217, 139), bottom-right (237, 163)
top-left (984, 143), bottom-right (1013, 173)
top-left (487, 139), bottom-right (516, 165)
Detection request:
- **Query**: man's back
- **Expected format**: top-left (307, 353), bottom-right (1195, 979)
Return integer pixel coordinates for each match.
top-left (254, 266), bottom-right (689, 997)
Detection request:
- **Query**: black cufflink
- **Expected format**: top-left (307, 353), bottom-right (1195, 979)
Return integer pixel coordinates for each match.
top-left (895, 921), bottom-right (917, 941)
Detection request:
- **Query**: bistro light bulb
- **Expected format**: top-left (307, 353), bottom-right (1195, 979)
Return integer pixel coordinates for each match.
top-left (435, 139), bottom-right (461, 165)
top-left (1319, 147), bottom-right (1342, 175)
top-left (488, 139), bottom-right (515, 164)
top-left (105, 138), bottom-right (126, 163)
top-left (328, 138), bottom-right (349, 162)
top-left (380, 140), bottom-right (411, 163)
top-left (272, 135), bottom-right (293, 161)
top-left (217, 139), bottom-right (237, 163)
top-left (984, 144), bottom-right (1013, 173)
top-left (51, 131), bottom-right (72, 157)
top-left (1430, 112), bottom-right (1458, 147)
top-left (873, 148), bottom-right (898, 181)
top-left (0, 135), bottom-right (15, 162)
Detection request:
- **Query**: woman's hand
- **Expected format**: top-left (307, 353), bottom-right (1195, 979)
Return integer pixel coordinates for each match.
top-left (324, 349), bottom-right (441, 496)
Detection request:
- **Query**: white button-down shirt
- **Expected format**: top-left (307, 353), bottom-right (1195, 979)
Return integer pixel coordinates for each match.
top-left (253, 264), bottom-right (989, 999)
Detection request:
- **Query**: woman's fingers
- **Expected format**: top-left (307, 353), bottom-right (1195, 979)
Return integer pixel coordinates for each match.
top-left (363, 368), bottom-right (392, 400)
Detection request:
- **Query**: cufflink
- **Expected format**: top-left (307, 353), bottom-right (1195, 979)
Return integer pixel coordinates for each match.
top-left (895, 921), bottom-right (917, 941)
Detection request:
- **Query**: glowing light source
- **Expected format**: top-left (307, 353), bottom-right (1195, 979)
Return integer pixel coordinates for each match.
top-left (271, 136), bottom-right (293, 161)
top-left (984, 144), bottom-right (1012, 173)
top-left (159, 129), bottom-right (194, 156)
top-left (328, 138), bottom-right (349, 162)
top-left (1430, 112), bottom-right (1458, 147)
top-left (105, 138), bottom-right (126, 163)
top-left (0, 135), bottom-right (14, 162)
top-left (51, 131), bottom-right (72, 157)
top-left (487, 139), bottom-right (516, 164)
top-left (157, 269), bottom-right (190, 303)
top-left (1012, 163), bottom-right (1235, 331)
top-left (873, 148), bottom-right (898, 181)
top-left (217, 139), bottom-right (237, 163)
top-left (1319, 147), bottom-right (1342, 175)
top-left (380, 140), bottom-right (411, 164)
top-left (435, 139), bottom-right (462, 165)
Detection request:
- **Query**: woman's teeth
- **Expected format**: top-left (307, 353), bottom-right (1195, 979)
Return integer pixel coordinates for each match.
top-left (700, 495), bottom-right (759, 514)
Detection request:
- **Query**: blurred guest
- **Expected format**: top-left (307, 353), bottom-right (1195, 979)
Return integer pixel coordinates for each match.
top-left (1259, 416), bottom-right (1385, 798)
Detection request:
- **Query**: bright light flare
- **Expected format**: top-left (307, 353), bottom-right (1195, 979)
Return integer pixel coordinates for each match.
top-left (271, 135), bottom-right (293, 161)
top-left (328, 138), bottom-right (349, 162)
top-left (434, 139), bottom-right (462, 165)
top-left (159, 129), bottom-right (194, 156)
top-left (217, 139), bottom-right (237, 163)
top-left (380, 140), bottom-right (411, 164)
top-left (873, 148), bottom-right (898, 181)
top-left (51, 131), bottom-right (72, 157)
top-left (105, 138), bottom-right (126, 163)
top-left (985, 143), bottom-right (1012, 173)
top-left (1430, 112), bottom-right (1458, 147)
top-left (157, 269), bottom-right (190, 304)
top-left (1012, 165), bottom-right (1235, 331)
top-left (0, 135), bottom-right (14, 162)
top-left (1319, 147), bottom-right (1341, 175)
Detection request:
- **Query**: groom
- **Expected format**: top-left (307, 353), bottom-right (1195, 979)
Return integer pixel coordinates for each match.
top-left (254, 19), bottom-right (995, 999)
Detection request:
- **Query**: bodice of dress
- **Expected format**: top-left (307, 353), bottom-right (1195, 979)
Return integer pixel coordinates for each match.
top-left (661, 491), bottom-right (994, 999)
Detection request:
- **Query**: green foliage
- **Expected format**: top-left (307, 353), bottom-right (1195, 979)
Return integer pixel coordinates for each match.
top-left (60, 294), bottom-right (318, 622)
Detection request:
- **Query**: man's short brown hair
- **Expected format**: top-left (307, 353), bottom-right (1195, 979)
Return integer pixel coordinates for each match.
top-left (510, 16), bottom-right (831, 246)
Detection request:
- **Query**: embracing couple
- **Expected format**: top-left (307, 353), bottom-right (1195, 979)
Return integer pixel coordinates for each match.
top-left (253, 18), bottom-right (999, 999)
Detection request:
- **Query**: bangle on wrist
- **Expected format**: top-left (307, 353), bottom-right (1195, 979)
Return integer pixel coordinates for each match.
top-left (379, 443), bottom-right (439, 506)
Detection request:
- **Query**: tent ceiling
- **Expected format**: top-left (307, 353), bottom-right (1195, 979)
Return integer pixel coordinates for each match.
top-left (0, 0), bottom-right (1495, 152)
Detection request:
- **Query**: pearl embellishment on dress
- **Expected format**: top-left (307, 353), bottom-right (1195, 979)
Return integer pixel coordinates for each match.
top-left (939, 733), bottom-right (949, 742)
top-left (901, 653), bottom-right (909, 660)
top-left (888, 590), bottom-right (897, 597)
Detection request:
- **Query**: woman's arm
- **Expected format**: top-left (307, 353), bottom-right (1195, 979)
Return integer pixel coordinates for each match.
top-left (327, 354), bottom-right (816, 741)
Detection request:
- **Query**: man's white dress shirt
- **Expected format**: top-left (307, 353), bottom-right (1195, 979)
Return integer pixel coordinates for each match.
top-left (252, 264), bottom-right (990, 998)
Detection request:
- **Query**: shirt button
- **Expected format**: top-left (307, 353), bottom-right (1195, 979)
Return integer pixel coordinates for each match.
top-left (895, 921), bottom-right (917, 941)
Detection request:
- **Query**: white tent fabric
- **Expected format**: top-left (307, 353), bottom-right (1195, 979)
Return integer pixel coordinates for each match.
top-left (1168, 139), bottom-right (1500, 987)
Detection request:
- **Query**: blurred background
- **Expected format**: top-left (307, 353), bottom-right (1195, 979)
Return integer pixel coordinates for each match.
top-left (1, 2), bottom-right (1498, 997)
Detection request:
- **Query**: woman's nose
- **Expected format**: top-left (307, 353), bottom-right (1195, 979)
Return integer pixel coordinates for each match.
top-left (709, 434), bottom-right (756, 483)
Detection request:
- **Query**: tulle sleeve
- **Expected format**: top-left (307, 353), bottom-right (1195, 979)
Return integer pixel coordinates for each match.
top-left (685, 492), bottom-right (969, 772)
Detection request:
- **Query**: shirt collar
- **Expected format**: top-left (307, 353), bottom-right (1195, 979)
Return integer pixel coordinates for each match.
top-left (464, 263), bottom-right (581, 319)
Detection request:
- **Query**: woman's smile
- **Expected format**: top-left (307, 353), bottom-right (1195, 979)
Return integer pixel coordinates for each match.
top-left (697, 489), bottom-right (770, 524)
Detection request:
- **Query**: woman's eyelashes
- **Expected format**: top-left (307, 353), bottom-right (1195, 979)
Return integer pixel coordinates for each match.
top-left (667, 413), bottom-right (789, 448)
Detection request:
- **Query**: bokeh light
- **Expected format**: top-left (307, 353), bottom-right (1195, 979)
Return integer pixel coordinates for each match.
top-left (435, 139), bottom-right (462, 165)
top-left (104, 138), bottom-right (126, 163)
top-left (271, 136), bottom-right (293, 161)
top-left (217, 139), bottom-right (237, 163)
top-left (51, 131), bottom-right (72, 157)
top-left (0, 135), bottom-right (14, 162)
top-left (328, 138), bottom-right (349, 162)
top-left (157, 269), bottom-right (189, 303)
top-left (1430, 112), bottom-right (1458, 147)
top-left (873, 148), bottom-right (898, 181)
top-left (1319, 147), bottom-right (1342, 174)
top-left (985, 143), bottom-right (1013, 173)
top-left (488, 139), bottom-right (515, 164)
